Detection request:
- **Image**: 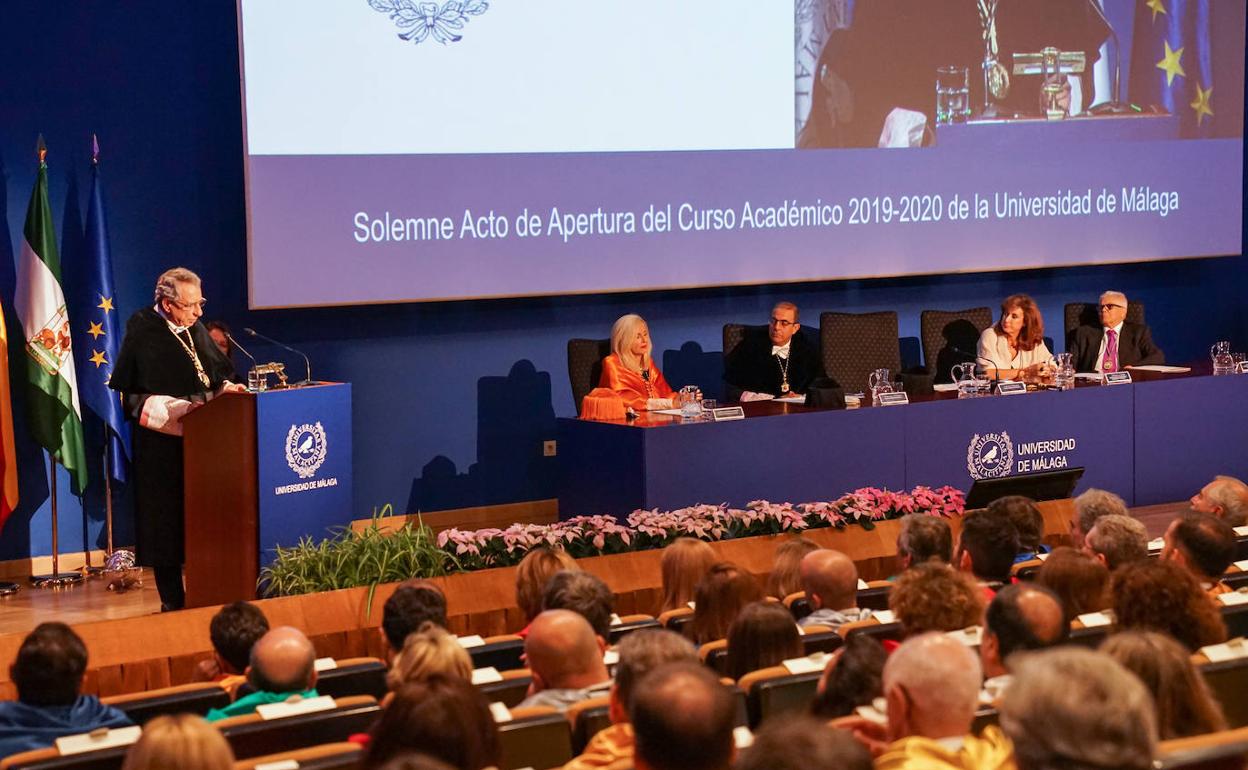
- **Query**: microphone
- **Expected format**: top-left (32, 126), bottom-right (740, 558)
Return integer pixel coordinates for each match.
top-left (225, 332), bottom-right (258, 378)
top-left (244, 327), bottom-right (314, 386)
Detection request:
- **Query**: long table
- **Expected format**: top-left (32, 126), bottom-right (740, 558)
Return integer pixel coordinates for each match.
top-left (556, 369), bottom-right (1248, 518)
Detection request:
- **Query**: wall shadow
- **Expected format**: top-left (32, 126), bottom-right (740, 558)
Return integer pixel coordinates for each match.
top-left (663, 342), bottom-right (725, 402)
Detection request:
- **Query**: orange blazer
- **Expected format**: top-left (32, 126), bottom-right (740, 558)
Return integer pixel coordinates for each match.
top-left (599, 353), bottom-right (674, 410)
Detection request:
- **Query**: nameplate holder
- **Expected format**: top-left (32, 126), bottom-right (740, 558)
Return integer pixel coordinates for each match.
top-left (996, 381), bottom-right (1027, 395)
top-left (946, 625), bottom-right (982, 647)
top-left (710, 406), bottom-right (745, 422)
top-left (794, 623), bottom-right (806, 636)
top-left (313, 657), bottom-right (338, 672)
top-left (781, 653), bottom-right (827, 675)
top-left (1234, 559), bottom-right (1248, 572)
top-left (471, 666), bottom-right (503, 685)
top-left (1077, 611), bottom-right (1114, 628)
top-left (1236, 526), bottom-right (1248, 537)
top-left (489, 701), bottom-right (514, 723)
top-left (1147, 537), bottom-right (1165, 552)
top-left (1200, 638), bottom-right (1248, 663)
top-left (455, 634), bottom-right (485, 649)
top-left (1239, 361), bottom-right (1248, 374)
top-left (1218, 590), bottom-right (1248, 607)
top-left (56, 726), bottom-right (142, 756)
top-left (877, 391), bottom-right (909, 406)
top-left (1103, 371), bottom-right (1132, 385)
top-left (255, 760), bottom-right (302, 770)
top-left (609, 613), bottom-right (623, 627)
top-left (872, 609), bottom-right (896, 624)
top-left (256, 695), bottom-right (336, 720)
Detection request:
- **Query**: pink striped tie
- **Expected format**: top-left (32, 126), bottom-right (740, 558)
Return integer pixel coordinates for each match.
top-left (1103, 330), bottom-right (1118, 373)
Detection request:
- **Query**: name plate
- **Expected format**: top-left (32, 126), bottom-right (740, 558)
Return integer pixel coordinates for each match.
top-left (781, 653), bottom-right (828, 675)
top-left (313, 657), bottom-right (338, 672)
top-left (733, 726), bottom-right (755, 749)
top-left (1077, 611), bottom-right (1115, 628)
top-left (1239, 361), bottom-right (1248, 374)
top-left (1201, 639), bottom-right (1248, 663)
top-left (455, 634), bottom-right (485, 649)
top-left (256, 695), bottom-right (336, 720)
top-left (471, 666), bottom-right (503, 685)
top-left (255, 761), bottom-right (302, 770)
top-left (603, 649), bottom-right (620, 666)
top-left (877, 391), bottom-right (909, 406)
top-left (996, 381), bottom-right (1027, 395)
top-left (56, 726), bottom-right (142, 756)
top-left (872, 609), bottom-right (896, 624)
top-left (1218, 591), bottom-right (1248, 607)
top-left (946, 625), bottom-right (982, 647)
top-left (710, 406), bottom-right (745, 421)
top-left (1103, 371), bottom-right (1133, 385)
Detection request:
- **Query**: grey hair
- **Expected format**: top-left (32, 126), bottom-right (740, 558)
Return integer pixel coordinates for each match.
top-left (1208, 476), bottom-right (1248, 527)
top-left (883, 632), bottom-right (982, 737)
top-left (1074, 488), bottom-right (1128, 537)
top-left (1085, 514), bottom-right (1148, 571)
top-left (613, 629), bottom-right (698, 710)
top-left (1100, 290), bottom-right (1128, 306)
top-left (1000, 647), bottom-right (1156, 770)
top-left (154, 267), bottom-right (202, 304)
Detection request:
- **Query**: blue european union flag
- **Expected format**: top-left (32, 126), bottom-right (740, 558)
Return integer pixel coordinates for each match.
top-left (1128, 0), bottom-right (1214, 137)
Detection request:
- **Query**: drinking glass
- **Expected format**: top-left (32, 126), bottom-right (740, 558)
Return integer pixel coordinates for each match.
top-left (935, 66), bottom-right (971, 125)
top-left (868, 368), bottom-right (893, 406)
top-left (247, 367), bottom-right (267, 393)
top-left (680, 385), bottom-right (702, 418)
top-left (1052, 353), bottom-right (1074, 390)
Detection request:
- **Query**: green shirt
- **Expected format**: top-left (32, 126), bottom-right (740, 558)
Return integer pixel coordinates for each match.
top-left (205, 688), bottom-right (319, 722)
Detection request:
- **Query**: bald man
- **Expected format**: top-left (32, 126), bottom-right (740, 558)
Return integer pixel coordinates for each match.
top-left (518, 609), bottom-right (612, 711)
top-left (631, 663), bottom-right (736, 770)
top-left (799, 549), bottom-right (871, 630)
top-left (1068, 291), bottom-right (1164, 374)
top-left (979, 585), bottom-right (1068, 705)
top-left (206, 626), bottom-right (319, 721)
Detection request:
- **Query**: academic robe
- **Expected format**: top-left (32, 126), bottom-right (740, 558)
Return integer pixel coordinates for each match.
top-left (598, 353), bottom-right (674, 411)
top-left (110, 308), bottom-right (234, 568)
top-left (723, 328), bottom-right (821, 400)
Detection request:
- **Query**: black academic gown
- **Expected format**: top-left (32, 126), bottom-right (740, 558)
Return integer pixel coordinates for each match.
top-left (110, 308), bottom-right (234, 568)
top-left (723, 329), bottom-right (822, 400)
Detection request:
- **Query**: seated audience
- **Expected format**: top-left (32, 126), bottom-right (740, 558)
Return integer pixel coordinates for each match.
top-left (1070, 487), bottom-right (1129, 548)
top-left (598, 314), bottom-right (692, 411)
top-left (1000, 648), bottom-right (1156, 770)
top-left (564, 629), bottom-right (698, 770)
top-left (895, 513), bottom-right (953, 572)
top-left (364, 677), bottom-right (500, 770)
top-left (954, 509), bottom-right (1019, 595)
top-left (687, 562), bottom-right (764, 646)
top-left (381, 580), bottom-right (448, 660)
top-left (121, 714), bottom-right (234, 770)
top-left (766, 536), bottom-right (819, 598)
top-left (387, 622), bottom-right (473, 690)
top-left (979, 584), bottom-right (1068, 705)
top-left (736, 715), bottom-right (871, 770)
top-left (0, 623), bottom-right (132, 756)
top-left (518, 610), bottom-right (612, 711)
top-left (890, 563), bottom-right (984, 639)
top-left (1083, 513), bottom-right (1149, 571)
top-left (192, 600), bottom-right (269, 694)
top-left (542, 570), bottom-right (615, 641)
top-left (977, 294), bottom-right (1052, 381)
top-left (1191, 475), bottom-right (1248, 527)
top-left (798, 548), bottom-right (872, 629)
top-left (1101, 631), bottom-right (1227, 740)
top-left (811, 634), bottom-right (887, 720)
top-left (1034, 546), bottom-right (1111, 624)
top-left (725, 601), bottom-right (803, 680)
top-left (1068, 291), bottom-right (1164, 373)
top-left (374, 756), bottom-right (456, 770)
top-left (515, 546), bottom-right (579, 627)
top-left (205, 626), bottom-right (318, 721)
top-left (631, 663), bottom-right (736, 770)
top-left (722, 302), bottom-right (821, 400)
top-left (986, 495), bottom-right (1048, 561)
top-left (1111, 560), bottom-right (1227, 652)
top-left (1161, 511), bottom-right (1237, 595)
top-left (660, 537), bottom-right (718, 614)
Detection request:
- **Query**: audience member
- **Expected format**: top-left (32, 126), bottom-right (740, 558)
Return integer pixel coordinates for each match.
top-left (1000, 648), bottom-right (1155, 770)
top-left (631, 663), bottom-right (736, 770)
top-left (205, 626), bottom-right (318, 721)
top-left (1034, 546), bottom-right (1111, 624)
top-left (725, 602), bottom-right (802, 681)
top-left (660, 538), bottom-right (718, 613)
top-left (986, 495), bottom-right (1048, 561)
top-left (766, 536), bottom-right (819, 598)
top-left (1162, 511), bottom-right (1237, 595)
top-left (1084, 513), bottom-right (1149, 571)
top-left (518, 609), bottom-right (612, 711)
top-left (193, 601), bottom-right (269, 694)
top-left (736, 716), bottom-right (871, 770)
top-left (0, 623), bottom-right (132, 756)
top-left (1070, 488), bottom-right (1128, 548)
top-left (811, 634), bottom-right (887, 720)
top-left (890, 562), bottom-right (984, 638)
top-left (382, 580), bottom-right (448, 659)
top-left (364, 677), bottom-right (501, 770)
top-left (1101, 631), bottom-right (1227, 740)
top-left (687, 563), bottom-right (764, 645)
top-left (979, 584), bottom-right (1068, 704)
top-left (564, 630), bottom-right (698, 770)
top-left (121, 714), bottom-right (233, 770)
top-left (798, 549), bottom-right (872, 630)
top-left (895, 513), bottom-right (953, 571)
top-left (954, 509), bottom-right (1019, 594)
top-left (543, 570), bottom-right (616, 640)
top-left (1112, 560), bottom-right (1227, 652)
top-left (374, 756), bottom-right (456, 770)
top-left (1190, 475), bottom-right (1248, 527)
top-left (515, 547), bottom-right (579, 625)
top-left (387, 622), bottom-right (473, 690)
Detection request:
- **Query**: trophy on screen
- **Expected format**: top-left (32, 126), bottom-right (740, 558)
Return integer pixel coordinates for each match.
top-left (977, 0), bottom-right (1010, 115)
top-left (1013, 47), bottom-right (1087, 120)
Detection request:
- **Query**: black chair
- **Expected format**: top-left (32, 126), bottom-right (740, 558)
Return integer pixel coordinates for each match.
top-left (1063, 301), bottom-right (1146, 340)
top-left (1201, 658), bottom-right (1248, 729)
top-left (0, 744), bottom-right (130, 770)
top-left (101, 682), bottom-right (231, 725)
top-left (497, 709), bottom-right (575, 770)
top-left (919, 307), bottom-right (994, 385)
top-left (739, 668), bottom-right (822, 728)
top-left (568, 699), bottom-right (613, 754)
top-left (971, 707), bottom-right (1000, 735)
top-left (819, 311), bottom-right (901, 395)
top-left (1222, 603), bottom-right (1248, 640)
top-left (722, 323), bottom-right (752, 361)
top-left (314, 658), bottom-right (388, 700)
top-left (800, 629), bottom-right (844, 656)
top-left (1223, 573), bottom-right (1248, 591)
top-left (567, 338), bottom-right (611, 415)
top-left (857, 585), bottom-right (892, 611)
top-left (217, 696), bottom-right (382, 761)
top-left (722, 323), bottom-right (822, 402)
top-left (478, 672), bottom-right (534, 708)
top-left (1068, 623), bottom-right (1113, 649)
top-left (469, 637), bottom-right (527, 672)
top-left (844, 621), bottom-right (905, 646)
top-left (609, 616), bottom-right (661, 644)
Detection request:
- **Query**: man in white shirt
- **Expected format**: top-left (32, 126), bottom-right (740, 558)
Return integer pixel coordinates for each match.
top-left (1067, 291), bottom-right (1164, 373)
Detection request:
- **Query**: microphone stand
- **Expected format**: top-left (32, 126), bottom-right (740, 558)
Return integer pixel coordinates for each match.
top-left (244, 328), bottom-right (314, 386)
top-left (226, 332), bottom-right (258, 387)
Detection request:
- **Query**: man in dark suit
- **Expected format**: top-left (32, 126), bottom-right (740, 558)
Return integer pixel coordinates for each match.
top-left (1067, 291), bottom-right (1164, 373)
top-left (723, 302), bottom-right (821, 401)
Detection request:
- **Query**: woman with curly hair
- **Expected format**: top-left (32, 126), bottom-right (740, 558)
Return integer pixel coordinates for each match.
top-left (1110, 560), bottom-right (1227, 652)
top-left (889, 562), bottom-right (984, 638)
top-left (1101, 631), bottom-right (1227, 740)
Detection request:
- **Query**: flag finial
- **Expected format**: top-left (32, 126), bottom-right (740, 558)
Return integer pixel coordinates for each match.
top-left (91, 134), bottom-right (100, 165)
top-left (36, 134), bottom-right (46, 165)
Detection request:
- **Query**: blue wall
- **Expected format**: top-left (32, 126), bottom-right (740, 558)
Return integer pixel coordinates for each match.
top-left (1, 3), bottom-right (1245, 560)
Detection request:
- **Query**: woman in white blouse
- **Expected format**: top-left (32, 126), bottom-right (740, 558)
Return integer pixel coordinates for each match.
top-left (977, 294), bottom-right (1053, 380)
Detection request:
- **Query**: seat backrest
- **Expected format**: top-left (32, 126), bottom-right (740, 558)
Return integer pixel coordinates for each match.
top-left (819, 311), bottom-right (901, 395)
top-left (567, 696), bottom-right (613, 754)
top-left (609, 616), bottom-right (661, 644)
top-left (0, 745), bottom-right (130, 770)
top-left (217, 696), bottom-right (381, 760)
top-left (233, 742), bottom-right (363, 770)
top-left (919, 307), bottom-right (994, 382)
top-left (567, 338), bottom-right (612, 416)
top-left (478, 669), bottom-right (534, 709)
top-left (740, 667), bottom-right (822, 728)
top-left (1158, 725), bottom-right (1248, 770)
top-left (843, 621), bottom-right (905, 645)
top-left (1222, 604), bottom-right (1248, 640)
top-left (857, 586), bottom-right (892, 612)
top-left (658, 607), bottom-right (694, 632)
top-left (1064, 301), bottom-right (1146, 339)
top-left (722, 324), bottom-right (753, 360)
top-left (971, 707), bottom-right (1000, 735)
top-left (314, 658), bottom-right (388, 700)
top-left (497, 708), bottom-right (574, 770)
top-left (469, 636), bottom-right (527, 672)
top-left (101, 681), bottom-right (231, 725)
top-left (1201, 659), bottom-right (1248, 730)
top-left (800, 629), bottom-right (844, 657)
top-left (1068, 623), bottom-right (1112, 649)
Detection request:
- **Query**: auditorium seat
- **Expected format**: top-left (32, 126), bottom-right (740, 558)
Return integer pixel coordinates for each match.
top-left (700, 639), bottom-right (730, 675)
top-left (1011, 559), bottom-right (1044, 581)
top-left (566, 695), bottom-right (613, 754)
top-left (800, 626), bottom-right (844, 657)
top-left (497, 706), bottom-right (574, 770)
top-left (313, 657), bottom-right (388, 700)
top-left (469, 635), bottom-right (526, 672)
top-left (1221, 603), bottom-right (1248, 640)
top-left (857, 583), bottom-right (893, 611)
top-left (737, 665), bottom-right (822, 728)
top-left (0, 741), bottom-right (130, 770)
top-left (100, 681), bottom-right (230, 725)
top-left (782, 591), bottom-right (812, 620)
top-left (1157, 725), bottom-right (1248, 770)
top-left (971, 707), bottom-right (1000, 735)
top-left (1068, 619), bottom-right (1113, 649)
top-left (658, 607), bottom-right (694, 633)
top-left (609, 614), bottom-right (660, 644)
top-left (819, 311), bottom-right (902, 396)
top-left (722, 324), bottom-right (751, 361)
top-left (1063, 301), bottom-right (1146, 341)
top-left (233, 742), bottom-right (363, 770)
top-left (216, 695), bottom-right (381, 760)
top-left (567, 338), bottom-right (612, 415)
top-left (478, 668), bottom-right (534, 708)
top-left (840, 618), bottom-right (905, 645)
top-left (1199, 657), bottom-right (1248, 730)
top-left (919, 307), bottom-right (994, 385)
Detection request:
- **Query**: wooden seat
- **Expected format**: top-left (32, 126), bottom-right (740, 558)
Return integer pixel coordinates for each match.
top-left (841, 618), bottom-right (904, 645)
top-left (233, 742), bottom-right (363, 770)
top-left (566, 695), bottom-right (613, 754)
top-left (478, 667), bottom-right (534, 709)
top-left (314, 657), bottom-right (388, 700)
top-left (0, 735), bottom-right (135, 770)
top-left (469, 635), bottom-right (526, 672)
top-left (658, 607), bottom-right (694, 633)
top-left (497, 706), bottom-right (574, 770)
top-left (1157, 725), bottom-right (1248, 770)
top-left (1010, 559), bottom-right (1044, 579)
top-left (216, 695), bottom-right (381, 760)
top-left (101, 681), bottom-right (230, 725)
top-left (738, 665), bottom-right (822, 729)
top-left (609, 615), bottom-right (660, 644)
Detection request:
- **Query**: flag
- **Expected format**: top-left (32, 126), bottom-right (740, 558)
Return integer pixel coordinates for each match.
top-left (0, 306), bottom-right (18, 531)
top-left (1128, 0), bottom-right (1214, 137)
top-left (68, 138), bottom-right (131, 484)
top-left (15, 143), bottom-right (89, 495)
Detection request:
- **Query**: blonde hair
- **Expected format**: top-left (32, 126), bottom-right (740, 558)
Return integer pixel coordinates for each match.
top-left (610, 314), bottom-right (650, 371)
top-left (122, 714), bottom-right (233, 770)
top-left (515, 547), bottom-right (579, 622)
top-left (660, 538), bottom-right (718, 613)
top-left (387, 622), bottom-right (473, 689)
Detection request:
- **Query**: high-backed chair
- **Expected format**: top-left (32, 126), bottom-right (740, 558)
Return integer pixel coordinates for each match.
top-left (101, 681), bottom-right (231, 725)
top-left (659, 607), bottom-right (694, 633)
top-left (699, 639), bottom-right (730, 675)
top-left (216, 695), bottom-right (381, 760)
top-left (737, 666), bottom-right (822, 728)
top-left (819, 311), bottom-right (901, 395)
top-left (722, 324), bottom-right (753, 361)
top-left (1063, 301), bottom-right (1146, 340)
top-left (919, 307), bottom-right (994, 384)
top-left (567, 338), bottom-right (612, 415)
top-left (497, 706), bottom-right (574, 770)
top-left (566, 695), bottom-right (613, 754)
top-left (469, 635), bottom-right (526, 672)
top-left (233, 742), bottom-right (363, 770)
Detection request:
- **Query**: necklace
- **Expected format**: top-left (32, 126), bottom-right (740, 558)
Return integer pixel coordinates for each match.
top-left (170, 326), bottom-right (211, 388)
top-left (776, 354), bottom-right (791, 394)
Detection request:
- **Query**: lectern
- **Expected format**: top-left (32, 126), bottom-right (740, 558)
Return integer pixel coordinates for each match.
top-left (181, 383), bottom-right (352, 608)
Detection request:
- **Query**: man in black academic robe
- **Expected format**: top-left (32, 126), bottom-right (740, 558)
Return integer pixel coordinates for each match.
top-left (723, 302), bottom-right (822, 401)
top-left (110, 268), bottom-right (240, 610)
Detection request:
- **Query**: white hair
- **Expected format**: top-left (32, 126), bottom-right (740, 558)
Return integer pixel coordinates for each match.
top-left (883, 632), bottom-right (982, 735)
top-left (154, 267), bottom-right (201, 304)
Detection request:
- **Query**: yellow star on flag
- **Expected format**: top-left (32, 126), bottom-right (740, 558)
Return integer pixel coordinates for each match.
top-left (87, 321), bottom-right (105, 339)
top-left (1190, 84), bottom-right (1214, 125)
top-left (1146, 0), bottom-right (1167, 22)
top-left (89, 350), bottom-right (109, 368)
top-left (97, 295), bottom-right (115, 313)
top-left (1157, 40), bottom-right (1185, 87)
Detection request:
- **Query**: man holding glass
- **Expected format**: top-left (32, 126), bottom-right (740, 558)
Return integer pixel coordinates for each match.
top-left (1067, 291), bottom-right (1164, 373)
top-left (723, 302), bottom-right (821, 401)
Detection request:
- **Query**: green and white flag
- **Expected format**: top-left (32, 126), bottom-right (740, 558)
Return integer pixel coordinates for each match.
top-left (15, 148), bottom-right (88, 495)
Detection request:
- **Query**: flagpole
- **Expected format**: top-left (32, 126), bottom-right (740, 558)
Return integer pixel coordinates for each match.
top-left (31, 454), bottom-right (83, 588)
top-left (104, 444), bottom-right (114, 556)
